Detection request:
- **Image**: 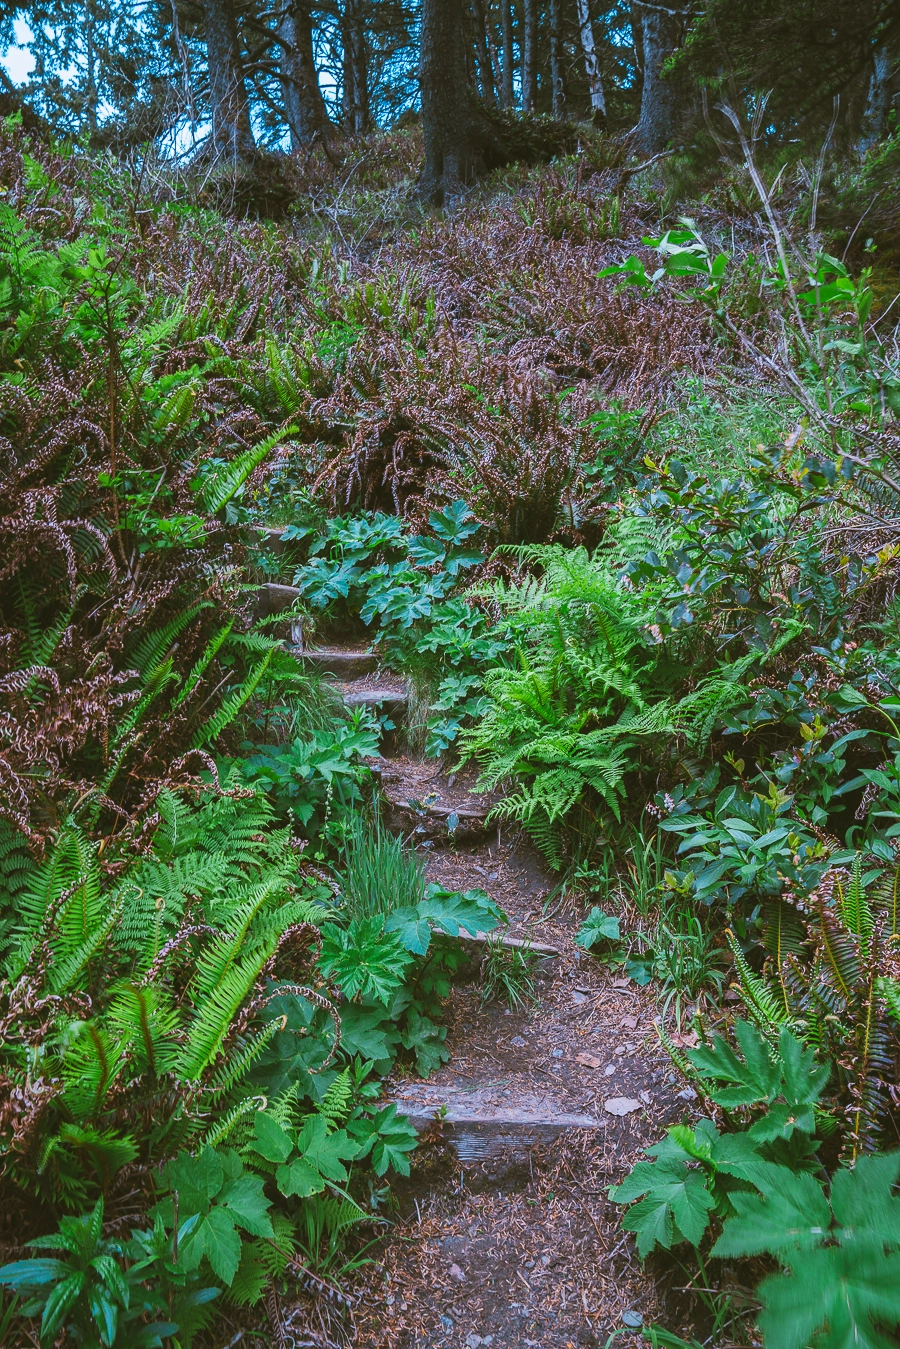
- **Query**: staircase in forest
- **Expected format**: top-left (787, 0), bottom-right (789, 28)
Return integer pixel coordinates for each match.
top-left (251, 544), bottom-right (690, 1345)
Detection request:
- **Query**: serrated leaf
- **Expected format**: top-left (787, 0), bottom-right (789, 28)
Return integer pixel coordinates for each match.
top-left (712, 1167), bottom-right (831, 1258)
top-left (187, 1208), bottom-right (242, 1286)
top-left (296, 1115), bottom-right (360, 1183)
top-left (276, 1157), bottom-right (324, 1198)
top-left (249, 1112), bottom-right (293, 1164)
top-left (830, 1152), bottom-right (900, 1246)
top-left (419, 884), bottom-right (505, 937)
top-left (758, 1245), bottom-right (900, 1349)
top-left (218, 1174), bottom-right (273, 1238)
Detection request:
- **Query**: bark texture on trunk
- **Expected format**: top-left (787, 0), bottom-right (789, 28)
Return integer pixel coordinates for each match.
top-left (576, 0), bottom-right (606, 124)
top-left (419, 0), bottom-right (511, 203)
top-left (856, 43), bottom-right (896, 155)
top-left (202, 0), bottom-right (256, 159)
top-left (549, 0), bottom-right (566, 118)
top-left (342, 0), bottom-right (369, 134)
top-left (633, 0), bottom-right (684, 154)
top-left (471, 0), bottom-right (498, 105)
top-left (278, 0), bottom-right (332, 148)
top-left (522, 0), bottom-right (537, 110)
top-left (499, 0), bottom-right (515, 107)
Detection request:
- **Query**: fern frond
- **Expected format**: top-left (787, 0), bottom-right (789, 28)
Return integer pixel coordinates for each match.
top-left (192, 647), bottom-right (274, 747)
top-left (201, 427), bottom-right (297, 514)
top-left (726, 931), bottom-right (794, 1041)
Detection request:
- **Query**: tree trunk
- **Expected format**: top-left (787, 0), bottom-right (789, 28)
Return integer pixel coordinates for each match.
top-left (471, 0), bottom-right (498, 106)
top-left (855, 44), bottom-right (896, 156)
top-left (202, 0), bottom-right (256, 159)
top-left (549, 0), bottom-right (566, 118)
top-left (633, 0), bottom-right (684, 155)
top-left (342, 0), bottom-right (369, 134)
top-left (278, 0), bottom-right (332, 148)
top-left (576, 0), bottom-right (606, 124)
top-left (499, 0), bottom-right (515, 107)
top-left (419, 0), bottom-right (511, 203)
top-left (522, 0), bottom-right (537, 110)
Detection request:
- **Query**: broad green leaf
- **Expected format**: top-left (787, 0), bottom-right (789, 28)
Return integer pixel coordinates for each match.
top-left (0, 1259), bottom-right (72, 1289)
top-left (276, 1157), bottom-right (324, 1198)
top-left (615, 1157), bottom-right (716, 1255)
top-left (186, 1208), bottom-right (241, 1285)
top-left (384, 907), bottom-right (433, 955)
top-left (218, 1174), bottom-right (273, 1238)
top-left (712, 1167), bottom-right (831, 1258)
top-left (575, 907), bottom-right (621, 949)
top-left (296, 1115), bottom-right (359, 1182)
top-left (165, 1146), bottom-right (223, 1215)
top-left (830, 1152), bottom-right (900, 1246)
top-left (249, 1112), bottom-right (293, 1164)
top-left (758, 1245), bottom-right (900, 1349)
top-left (41, 1274), bottom-right (85, 1340)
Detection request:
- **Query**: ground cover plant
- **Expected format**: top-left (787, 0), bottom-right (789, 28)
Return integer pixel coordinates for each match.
top-left (1, 20), bottom-right (900, 1345)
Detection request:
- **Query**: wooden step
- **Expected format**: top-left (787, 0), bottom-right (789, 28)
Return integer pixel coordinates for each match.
top-left (378, 777), bottom-right (496, 846)
top-left (392, 1083), bottom-right (600, 1163)
top-left (296, 647), bottom-right (379, 679)
top-left (255, 582), bottom-right (302, 616)
top-left (343, 683), bottom-right (408, 718)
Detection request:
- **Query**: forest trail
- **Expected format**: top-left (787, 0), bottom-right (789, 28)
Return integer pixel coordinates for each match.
top-left (303, 639), bottom-right (704, 1348)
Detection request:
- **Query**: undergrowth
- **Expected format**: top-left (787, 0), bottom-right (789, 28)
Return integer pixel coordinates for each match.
top-left (2, 104), bottom-right (900, 1349)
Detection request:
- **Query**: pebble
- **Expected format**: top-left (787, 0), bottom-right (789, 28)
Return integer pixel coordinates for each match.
top-left (449, 1263), bottom-right (466, 1281)
top-left (622, 1310), bottom-right (644, 1328)
top-left (677, 1086), bottom-right (698, 1100)
top-left (510, 1035), bottom-right (526, 1047)
top-left (551, 1048), bottom-right (564, 1058)
top-left (441, 1315), bottom-right (454, 1331)
top-left (604, 1064), bottom-right (616, 1076)
top-left (572, 990), bottom-right (588, 1003)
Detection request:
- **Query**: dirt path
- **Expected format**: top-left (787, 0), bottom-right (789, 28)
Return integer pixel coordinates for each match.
top-left (352, 792), bottom-right (704, 1348)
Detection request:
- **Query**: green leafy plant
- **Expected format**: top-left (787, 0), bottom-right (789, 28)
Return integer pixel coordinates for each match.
top-left (155, 1147), bottom-right (274, 1287)
top-left (729, 855), bottom-right (900, 1152)
top-left (335, 814), bottom-right (426, 921)
top-left (0, 1198), bottom-right (216, 1349)
top-left (575, 906), bottom-right (621, 951)
top-left (479, 934), bottom-right (537, 1012)
top-left (714, 1151), bottom-right (900, 1349)
top-left (612, 1022), bottom-right (829, 1256)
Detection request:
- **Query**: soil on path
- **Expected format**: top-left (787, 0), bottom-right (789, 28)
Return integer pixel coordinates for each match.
top-left (351, 823), bottom-right (709, 1349)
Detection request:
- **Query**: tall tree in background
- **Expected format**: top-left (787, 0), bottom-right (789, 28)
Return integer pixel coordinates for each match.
top-left (418, 0), bottom-right (510, 202)
top-left (576, 0), bottom-right (606, 124)
top-left (522, 0), bottom-right (537, 109)
top-left (856, 38), bottom-right (899, 152)
top-left (549, 0), bottom-right (566, 117)
top-left (632, 0), bottom-right (686, 153)
top-left (202, 0), bottom-right (256, 157)
top-left (471, 0), bottom-right (497, 105)
top-left (677, 0), bottom-right (900, 146)
top-left (342, 0), bottom-right (369, 132)
top-left (277, 0), bottom-right (333, 146)
top-left (498, 0), bottom-right (514, 106)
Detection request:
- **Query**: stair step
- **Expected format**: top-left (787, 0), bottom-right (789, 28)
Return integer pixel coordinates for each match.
top-left (256, 582), bottom-right (302, 616)
top-left (459, 929), bottom-right (560, 956)
top-left (381, 787), bottom-right (494, 846)
top-left (393, 1085), bottom-right (600, 1162)
top-left (297, 647), bottom-right (379, 679)
top-left (343, 684), bottom-right (407, 715)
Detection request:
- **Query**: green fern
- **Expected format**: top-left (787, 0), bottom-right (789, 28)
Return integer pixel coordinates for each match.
top-left (200, 427), bottom-right (298, 515)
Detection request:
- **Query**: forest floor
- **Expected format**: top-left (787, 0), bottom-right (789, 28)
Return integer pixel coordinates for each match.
top-left (346, 757), bottom-right (710, 1349)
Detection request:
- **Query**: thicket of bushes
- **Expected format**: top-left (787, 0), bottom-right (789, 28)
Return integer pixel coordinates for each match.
top-left (2, 104), bottom-right (900, 1347)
